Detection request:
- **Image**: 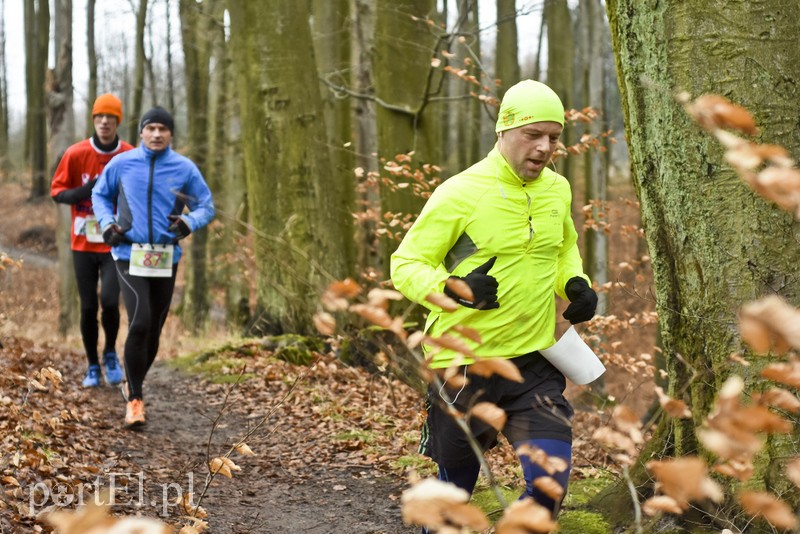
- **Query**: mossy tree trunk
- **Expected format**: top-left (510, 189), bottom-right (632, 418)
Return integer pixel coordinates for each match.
top-left (495, 0), bottom-right (520, 99)
top-left (128, 0), bottom-right (147, 144)
top-left (312, 0), bottom-right (356, 276)
top-left (544, 0), bottom-right (574, 180)
top-left (373, 0), bottom-right (440, 271)
top-left (229, 2), bottom-right (348, 335)
top-left (25, 0), bottom-right (49, 198)
top-left (601, 0), bottom-right (800, 526)
top-left (179, 0), bottom-right (219, 333)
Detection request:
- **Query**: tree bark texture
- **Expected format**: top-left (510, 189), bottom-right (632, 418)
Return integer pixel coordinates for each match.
top-left (229, 1), bottom-right (348, 335)
top-left (179, 0), bottom-right (218, 333)
top-left (25, 0), bottom-right (49, 198)
top-left (0, 0), bottom-right (8, 172)
top-left (606, 0), bottom-right (800, 524)
top-left (544, 0), bottom-right (574, 180)
top-left (85, 0), bottom-right (96, 138)
top-left (128, 0), bottom-right (148, 143)
top-left (495, 0), bottom-right (520, 99)
top-left (312, 0), bottom-right (356, 276)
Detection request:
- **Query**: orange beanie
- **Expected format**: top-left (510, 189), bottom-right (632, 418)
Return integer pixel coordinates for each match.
top-left (92, 93), bottom-right (123, 123)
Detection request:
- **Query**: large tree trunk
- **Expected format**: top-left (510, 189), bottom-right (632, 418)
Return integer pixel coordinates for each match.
top-left (179, 0), bottom-right (217, 333)
top-left (25, 0), bottom-right (50, 198)
top-left (85, 0), bottom-right (96, 138)
top-left (312, 0), bottom-right (356, 276)
top-left (48, 0), bottom-right (79, 336)
top-left (601, 0), bottom-right (800, 527)
top-left (229, 1), bottom-right (348, 335)
top-left (579, 0), bottom-right (608, 315)
top-left (373, 0), bottom-right (440, 270)
top-left (544, 0), bottom-right (574, 180)
top-left (165, 0), bottom-right (176, 114)
top-left (128, 0), bottom-right (148, 143)
top-left (206, 16), bottom-right (250, 331)
top-left (495, 0), bottom-right (520, 99)
top-left (0, 0), bottom-right (8, 174)
top-left (351, 0), bottom-right (382, 277)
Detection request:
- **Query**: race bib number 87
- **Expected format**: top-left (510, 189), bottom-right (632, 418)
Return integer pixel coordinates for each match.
top-left (129, 244), bottom-right (174, 278)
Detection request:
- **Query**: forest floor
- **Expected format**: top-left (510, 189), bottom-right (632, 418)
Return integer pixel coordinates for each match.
top-left (0, 176), bottom-right (658, 534)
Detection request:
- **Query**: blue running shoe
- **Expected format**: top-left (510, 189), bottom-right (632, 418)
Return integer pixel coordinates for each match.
top-left (103, 352), bottom-right (124, 385)
top-left (82, 365), bottom-right (102, 388)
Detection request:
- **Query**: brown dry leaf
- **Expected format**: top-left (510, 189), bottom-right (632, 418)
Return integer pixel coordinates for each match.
top-left (654, 386), bottom-right (691, 419)
top-left (739, 490), bottom-right (798, 530)
top-left (533, 476), bottom-right (564, 501)
top-left (732, 405), bottom-right (793, 433)
top-left (444, 277), bottom-right (474, 302)
top-left (697, 427), bottom-right (762, 461)
top-left (349, 303), bottom-right (393, 329)
top-left (687, 94), bottom-right (758, 135)
top-left (367, 288), bottom-right (405, 308)
top-left (756, 166), bottom-right (800, 218)
top-left (495, 497), bottom-right (557, 534)
top-left (516, 444), bottom-right (569, 474)
top-left (312, 312), bottom-right (336, 336)
top-left (406, 330), bottom-right (426, 349)
top-left (426, 334), bottom-right (476, 357)
top-left (786, 458), bottom-right (800, 488)
top-left (451, 325), bottom-right (483, 344)
top-left (469, 358), bottom-right (523, 383)
top-left (208, 457), bottom-right (232, 478)
top-left (235, 443), bottom-right (255, 456)
top-left (326, 278), bottom-right (362, 298)
top-left (592, 426), bottom-right (637, 457)
top-left (714, 460), bottom-right (754, 482)
top-left (400, 478), bottom-right (488, 532)
top-left (45, 492), bottom-right (173, 534)
top-left (611, 405), bottom-right (644, 444)
top-left (470, 402), bottom-right (507, 431)
top-left (642, 495), bottom-right (683, 516)
top-left (1, 476), bottom-right (19, 486)
top-left (646, 456), bottom-right (723, 509)
top-left (425, 292), bottom-right (459, 312)
top-left (321, 291), bottom-right (349, 312)
top-left (740, 296), bottom-right (800, 354)
top-left (761, 362), bottom-right (800, 389)
top-left (756, 387), bottom-right (800, 413)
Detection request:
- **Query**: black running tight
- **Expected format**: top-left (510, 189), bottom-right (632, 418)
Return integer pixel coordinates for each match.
top-left (115, 261), bottom-right (178, 400)
top-left (72, 251), bottom-right (120, 365)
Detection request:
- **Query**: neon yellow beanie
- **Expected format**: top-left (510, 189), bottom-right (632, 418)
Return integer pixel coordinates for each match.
top-left (495, 80), bottom-right (565, 132)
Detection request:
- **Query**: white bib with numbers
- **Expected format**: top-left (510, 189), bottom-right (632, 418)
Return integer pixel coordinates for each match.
top-left (129, 244), bottom-right (174, 277)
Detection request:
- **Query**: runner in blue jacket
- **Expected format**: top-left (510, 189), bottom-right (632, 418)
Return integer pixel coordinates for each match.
top-left (92, 106), bottom-right (215, 428)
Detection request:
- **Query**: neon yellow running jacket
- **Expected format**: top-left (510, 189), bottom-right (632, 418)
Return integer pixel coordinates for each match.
top-left (390, 146), bottom-right (590, 368)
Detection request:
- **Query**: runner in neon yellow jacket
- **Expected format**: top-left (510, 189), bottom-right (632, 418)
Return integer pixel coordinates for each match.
top-left (391, 148), bottom-right (589, 368)
top-left (390, 80), bottom-right (598, 520)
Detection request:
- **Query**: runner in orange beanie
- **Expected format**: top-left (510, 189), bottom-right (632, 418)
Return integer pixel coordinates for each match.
top-left (92, 93), bottom-right (123, 124)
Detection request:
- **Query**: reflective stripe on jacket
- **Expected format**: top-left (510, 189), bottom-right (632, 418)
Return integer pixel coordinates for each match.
top-left (92, 144), bottom-right (215, 263)
top-left (391, 146), bottom-right (589, 368)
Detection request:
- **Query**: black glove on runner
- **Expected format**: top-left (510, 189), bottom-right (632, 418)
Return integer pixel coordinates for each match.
top-left (444, 256), bottom-right (499, 310)
top-left (167, 215), bottom-right (191, 243)
top-left (562, 277), bottom-right (597, 324)
top-left (102, 224), bottom-right (126, 247)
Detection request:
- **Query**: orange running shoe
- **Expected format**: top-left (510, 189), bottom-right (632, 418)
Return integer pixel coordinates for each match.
top-left (125, 399), bottom-right (146, 428)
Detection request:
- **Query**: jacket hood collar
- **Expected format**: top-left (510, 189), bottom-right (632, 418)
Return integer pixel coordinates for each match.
top-left (141, 144), bottom-right (171, 158)
top-left (488, 145), bottom-right (554, 189)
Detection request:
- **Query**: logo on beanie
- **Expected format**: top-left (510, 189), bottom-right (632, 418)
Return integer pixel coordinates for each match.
top-left (502, 112), bottom-right (515, 126)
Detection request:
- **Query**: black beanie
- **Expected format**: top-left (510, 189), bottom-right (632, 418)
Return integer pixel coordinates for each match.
top-left (139, 106), bottom-right (174, 133)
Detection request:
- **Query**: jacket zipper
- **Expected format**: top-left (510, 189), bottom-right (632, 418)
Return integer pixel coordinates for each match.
top-left (147, 156), bottom-right (156, 244)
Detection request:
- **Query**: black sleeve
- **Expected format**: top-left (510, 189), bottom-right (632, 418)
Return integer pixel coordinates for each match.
top-left (52, 179), bottom-right (96, 205)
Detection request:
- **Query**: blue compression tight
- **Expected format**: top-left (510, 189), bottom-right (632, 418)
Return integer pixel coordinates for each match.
top-left (421, 438), bottom-right (571, 533)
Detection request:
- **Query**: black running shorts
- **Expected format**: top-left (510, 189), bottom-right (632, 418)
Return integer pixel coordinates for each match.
top-left (419, 351), bottom-right (573, 468)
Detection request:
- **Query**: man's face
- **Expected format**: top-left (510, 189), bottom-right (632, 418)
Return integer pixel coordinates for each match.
top-left (498, 121), bottom-right (563, 181)
top-left (93, 114), bottom-right (119, 144)
top-left (140, 123), bottom-right (172, 151)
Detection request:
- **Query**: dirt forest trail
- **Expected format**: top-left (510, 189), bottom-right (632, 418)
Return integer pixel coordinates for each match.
top-left (0, 320), bottom-right (419, 533)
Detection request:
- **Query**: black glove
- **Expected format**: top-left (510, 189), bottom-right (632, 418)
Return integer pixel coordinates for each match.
top-left (167, 215), bottom-right (191, 243)
top-left (102, 224), bottom-right (126, 247)
top-left (444, 256), bottom-right (499, 310)
top-left (562, 277), bottom-right (597, 324)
